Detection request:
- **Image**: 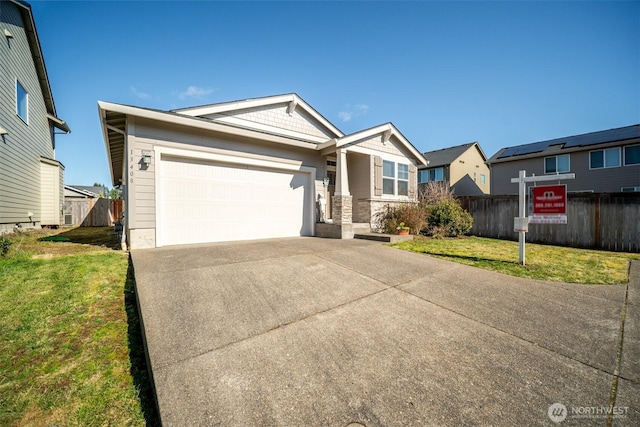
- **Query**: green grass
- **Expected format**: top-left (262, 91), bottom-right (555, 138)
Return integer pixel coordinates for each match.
top-left (391, 236), bottom-right (640, 284)
top-left (0, 227), bottom-right (157, 426)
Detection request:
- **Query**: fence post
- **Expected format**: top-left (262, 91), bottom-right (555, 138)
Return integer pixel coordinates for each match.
top-left (594, 193), bottom-right (601, 249)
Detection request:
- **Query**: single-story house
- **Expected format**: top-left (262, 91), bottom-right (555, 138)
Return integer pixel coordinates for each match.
top-left (99, 94), bottom-right (428, 249)
top-left (418, 142), bottom-right (490, 195)
top-left (487, 125), bottom-right (640, 194)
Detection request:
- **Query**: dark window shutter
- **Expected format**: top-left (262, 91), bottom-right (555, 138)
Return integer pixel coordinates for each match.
top-left (409, 164), bottom-right (417, 196)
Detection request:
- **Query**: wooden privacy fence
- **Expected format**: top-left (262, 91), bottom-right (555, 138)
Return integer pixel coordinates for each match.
top-left (63, 198), bottom-right (124, 227)
top-left (458, 193), bottom-right (640, 252)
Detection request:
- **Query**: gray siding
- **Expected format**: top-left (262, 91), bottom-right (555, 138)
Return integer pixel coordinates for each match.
top-left (206, 103), bottom-right (336, 139)
top-left (0, 1), bottom-right (55, 225)
top-left (490, 144), bottom-right (640, 195)
top-left (128, 118), bottom-right (328, 230)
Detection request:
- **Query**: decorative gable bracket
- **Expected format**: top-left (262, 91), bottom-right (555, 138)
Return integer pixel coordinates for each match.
top-left (287, 98), bottom-right (298, 116)
top-left (382, 129), bottom-right (392, 145)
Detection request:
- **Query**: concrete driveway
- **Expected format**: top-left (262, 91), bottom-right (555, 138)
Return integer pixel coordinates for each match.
top-left (130, 237), bottom-right (639, 426)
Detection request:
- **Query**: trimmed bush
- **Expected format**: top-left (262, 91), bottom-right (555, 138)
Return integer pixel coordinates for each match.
top-left (426, 198), bottom-right (473, 237)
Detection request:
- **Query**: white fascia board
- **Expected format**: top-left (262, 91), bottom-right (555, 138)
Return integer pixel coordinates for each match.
top-left (155, 146), bottom-right (306, 172)
top-left (97, 101), bottom-right (318, 151)
top-left (175, 94), bottom-right (344, 138)
top-left (316, 138), bottom-right (337, 151)
top-left (336, 123), bottom-right (429, 166)
top-left (97, 102), bottom-right (118, 186)
top-left (175, 94), bottom-right (296, 116)
top-left (336, 123), bottom-right (393, 147)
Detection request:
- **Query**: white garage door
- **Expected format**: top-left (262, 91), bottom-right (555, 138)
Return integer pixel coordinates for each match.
top-left (158, 155), bottom-right (313, 246)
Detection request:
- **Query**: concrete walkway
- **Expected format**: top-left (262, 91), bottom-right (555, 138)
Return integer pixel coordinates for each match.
top-left (130, 238), bottom-right (639, 426)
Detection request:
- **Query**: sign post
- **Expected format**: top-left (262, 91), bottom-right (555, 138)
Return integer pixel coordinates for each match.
top-left (510, 171), bottom-right (575, 265)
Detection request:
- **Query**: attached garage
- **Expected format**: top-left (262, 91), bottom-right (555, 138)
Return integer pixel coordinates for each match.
top-left (99, 93), bottom-right (427, 249)
top-left (156, 151), bottom-right (314, 246)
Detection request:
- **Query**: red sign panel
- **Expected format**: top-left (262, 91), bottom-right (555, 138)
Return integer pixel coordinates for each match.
top-left (532, 185), bottom-right (567, 215)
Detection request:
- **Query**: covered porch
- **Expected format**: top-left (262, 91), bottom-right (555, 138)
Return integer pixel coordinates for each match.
top-left (315, 123), bottom-right (428, 239)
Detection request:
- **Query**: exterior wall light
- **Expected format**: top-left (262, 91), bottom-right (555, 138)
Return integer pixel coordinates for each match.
top-left (141, 152), bottom-right (152, 165)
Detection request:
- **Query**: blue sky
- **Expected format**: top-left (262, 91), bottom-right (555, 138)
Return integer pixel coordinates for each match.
top-left (31, 0), bottom-right (639, 187)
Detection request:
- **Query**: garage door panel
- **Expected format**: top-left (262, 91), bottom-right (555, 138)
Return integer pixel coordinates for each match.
top-left (159, 156), bottom-right (312, 246)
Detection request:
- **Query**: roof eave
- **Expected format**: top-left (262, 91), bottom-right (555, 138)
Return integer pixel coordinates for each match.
top-left (47, 114), bottom-right (70, 133)
top-left (12, 0), bottom-right (58, 119)
top-left (336, 123), bottom-right (428, 166)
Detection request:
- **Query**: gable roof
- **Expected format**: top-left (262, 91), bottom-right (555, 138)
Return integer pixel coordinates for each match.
top-left (487, 124), bottom-right (640, 164)
top-left (8, 0), bottom-right (69, 133)
top-left (316, 122), bottom-right (428, 166)
top-left (64, 185), bottom-right (101, 198)
top-left (173, 93), bottom-right (344, 139)
top-left (100, 96), bottom-right (429, 185)
top-left (422, 142), bottom-right (486, 168)
top-left (99, 101), bottom-right (328, 186)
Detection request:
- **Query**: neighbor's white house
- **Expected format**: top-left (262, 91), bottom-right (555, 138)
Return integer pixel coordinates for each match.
top-left (99, 94), bottom-right (428, 249)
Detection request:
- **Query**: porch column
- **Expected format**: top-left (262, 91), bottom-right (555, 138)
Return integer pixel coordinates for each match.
top-left (332, 148), bottom-right (352, 225)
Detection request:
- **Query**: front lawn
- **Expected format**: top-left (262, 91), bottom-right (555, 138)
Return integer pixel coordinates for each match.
top-left (391, 236), bottom-right (640, 284)
top-left (0, 227), bottom-right (156, 426)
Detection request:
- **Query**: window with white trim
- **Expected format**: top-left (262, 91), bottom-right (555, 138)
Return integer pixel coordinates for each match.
top-left (544, 154), bottom-right (569, 174)
top-left (480, 174), bottom-right (486, 185)
top-left (398, 163), bottom-right (409, 196)
top-left (590, 147), bottom-right (620, 169)
top-left (383, 160), bottom-right (410, 196)
top-left (16, 80), bottom-right (28, 123)
top-left (624, 145), bottom-right (640, 166)
top-left (383, 160), bottom-right (395, 195)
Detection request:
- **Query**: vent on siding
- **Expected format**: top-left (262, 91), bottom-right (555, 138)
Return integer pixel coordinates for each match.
top-left (64, 214), bottom-right (73, 226)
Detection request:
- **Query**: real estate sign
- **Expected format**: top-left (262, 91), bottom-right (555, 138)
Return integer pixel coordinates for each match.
top-left (528, 184), bottom-right (567, 224)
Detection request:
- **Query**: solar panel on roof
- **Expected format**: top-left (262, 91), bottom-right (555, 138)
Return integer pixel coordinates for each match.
top-left (497, 140), bottom-right (562, 159)
top-left (563, 126), bottom-right (640, 148)
top-left (496, 125), bottom-right (640, 159)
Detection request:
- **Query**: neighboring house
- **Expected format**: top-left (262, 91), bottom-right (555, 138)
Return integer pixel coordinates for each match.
top-left (487, 125), bottom-right (640, 195)
top-left (63, 184), bottom-right (121, 227)
top-left (418, 142), bottom-right (490, 195)
top-left (0, 0), bottom-right (69, 233)
top-left (99, 93), bottom-right (428, 249)
top-left (64, 185), bottom-right (104, 198)
top-left (64, 185), bottom-right (101, 199)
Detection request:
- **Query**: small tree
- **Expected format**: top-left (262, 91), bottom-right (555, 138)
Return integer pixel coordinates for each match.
top-left (107, 186), bottom-right (122, 200)
top-left (419, 181), bottom-right (456, 205)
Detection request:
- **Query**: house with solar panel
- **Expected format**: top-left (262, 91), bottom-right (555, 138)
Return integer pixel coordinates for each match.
top-left (418, 142), bottom-right (490, 195)
top-left (486, 125), bottom-right (640, 195)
